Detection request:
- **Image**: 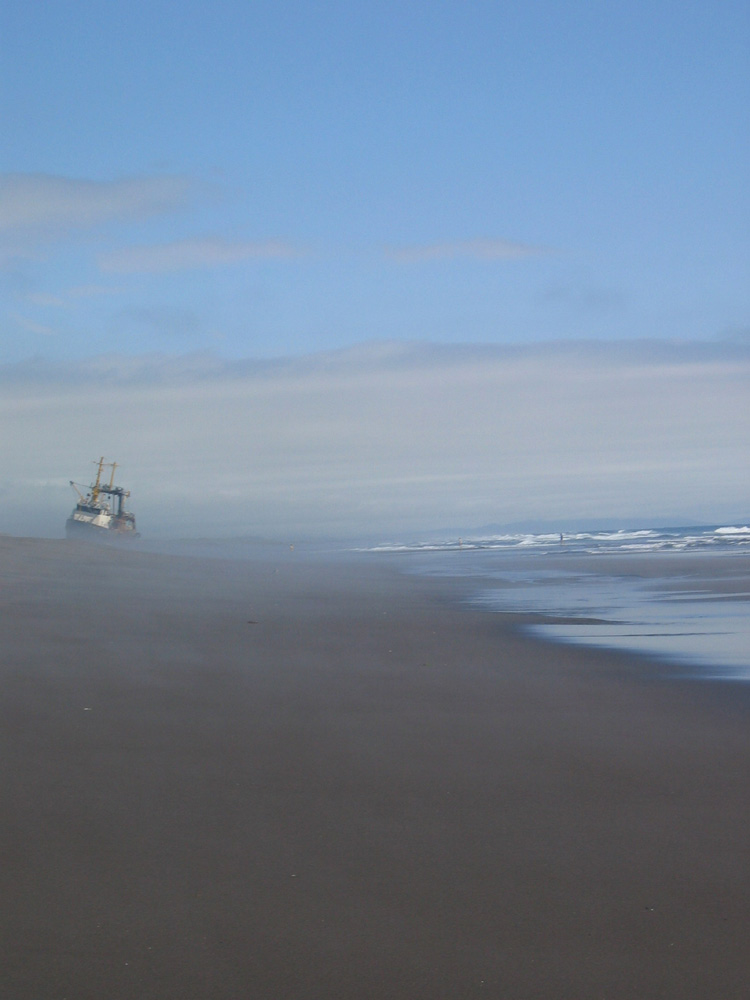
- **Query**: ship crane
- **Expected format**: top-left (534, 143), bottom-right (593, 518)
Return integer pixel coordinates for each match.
top-left (99, 484), bottom-right (131, 518)
top-left (69, 480), bottom-right (87, 502)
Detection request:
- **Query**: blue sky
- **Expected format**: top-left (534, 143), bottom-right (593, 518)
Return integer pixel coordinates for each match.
top-left (1, 2), bottom-right (748, 537)
top-left (2, 0), bottom-right (747, 362)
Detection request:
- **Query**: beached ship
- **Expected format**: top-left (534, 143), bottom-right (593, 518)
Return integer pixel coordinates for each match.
top-left (66, 458), bottom-right (139, 540)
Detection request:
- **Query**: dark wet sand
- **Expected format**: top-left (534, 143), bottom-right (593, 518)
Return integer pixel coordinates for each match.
top-left (1, 537), bottom-right (748, 999)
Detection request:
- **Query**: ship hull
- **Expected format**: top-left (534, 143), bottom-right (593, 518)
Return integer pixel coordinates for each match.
top-left (65, 516), bottom-right (140, 541)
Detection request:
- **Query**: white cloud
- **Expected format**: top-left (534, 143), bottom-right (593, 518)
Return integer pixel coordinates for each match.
top-left (386, 238), bottom-right (545, 262)
top-left (9, 312), bottom-right (57, 337)
top-left (25, 292), bottom-right (68, 308)
top-left (67, 284), bottom-right (124, 299)
top-left (99, 236), bottom-right (301, 273)
top-left (1, 340), bottom-right (748, 539)
top-left (0, 173), bottom-right (191, 239)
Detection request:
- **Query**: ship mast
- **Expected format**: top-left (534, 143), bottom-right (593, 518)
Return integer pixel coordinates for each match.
top-left (91, 457), bottom-right (118, 505)
top-left (90, 457), bottom-right (106, 504)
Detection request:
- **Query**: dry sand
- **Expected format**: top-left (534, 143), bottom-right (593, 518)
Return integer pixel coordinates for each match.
top-left (1, 536), bottom-right (748, 999)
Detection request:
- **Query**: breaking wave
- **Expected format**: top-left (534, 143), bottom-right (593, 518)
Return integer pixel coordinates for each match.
top-left (362, 525), bottom-right (750, 556)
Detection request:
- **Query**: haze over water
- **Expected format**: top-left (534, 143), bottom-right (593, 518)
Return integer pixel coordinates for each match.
top-left (364, 525), bottom-right (750, 680)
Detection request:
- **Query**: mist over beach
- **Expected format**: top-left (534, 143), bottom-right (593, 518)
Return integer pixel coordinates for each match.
top-left (1, 536), bottom-right (749, 999)
top-left (2, 1), bottom-right (749, 997)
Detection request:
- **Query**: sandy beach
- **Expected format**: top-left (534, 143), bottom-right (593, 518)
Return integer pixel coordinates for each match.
top-left (1, 536), bottom-right (748, 999)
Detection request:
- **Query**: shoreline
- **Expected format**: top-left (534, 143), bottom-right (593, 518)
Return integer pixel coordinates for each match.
top-left (1, 537), bottom-right (749, 998)
top-left (381, 546), bottom-right (750, 684)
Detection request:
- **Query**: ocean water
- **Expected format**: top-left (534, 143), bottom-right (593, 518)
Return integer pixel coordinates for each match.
top-left (362, 525), bottom-right (750, 681)
top-left (364, 524), bottom-right (750, 557)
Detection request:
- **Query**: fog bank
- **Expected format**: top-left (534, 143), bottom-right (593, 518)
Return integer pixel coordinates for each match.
top-left (2, 340), bottom-right (748, 538)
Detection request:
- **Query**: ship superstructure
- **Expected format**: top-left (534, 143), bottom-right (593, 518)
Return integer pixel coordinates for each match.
top-left (66, 458), bottom-right (139, 539)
